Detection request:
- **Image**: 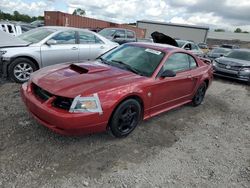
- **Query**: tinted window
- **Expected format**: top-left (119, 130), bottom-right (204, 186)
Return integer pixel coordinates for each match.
top-left (101, 45), bottom-right (165, 77)
top-left (189, 56), bottom-right (197, 68)
top-left (163, 53), bottom-right (190, 72)
top-left (127, 31), bottom-right (135, 38)
top-left (78, 31), bottom-right (103, 44)
top-left (18, 28), bottom-right (55, 43)
top-left (98, 29), bottom-right (116, 37)
top-left (225, 50), bottom-right (250, 61)
top-left (115, 30), bottom-right (125, 38)
top-left (51, 31), bottom-right (76, 44)
top-left (7, 25), bottom-right (13, 33)
top-left (163, 53), bottom-right (197, 72)
top-left (191, 43), bottom-right (198, 50)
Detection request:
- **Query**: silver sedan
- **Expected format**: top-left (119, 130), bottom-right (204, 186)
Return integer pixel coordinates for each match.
top-left (0, 26), bottom-right (119, 83)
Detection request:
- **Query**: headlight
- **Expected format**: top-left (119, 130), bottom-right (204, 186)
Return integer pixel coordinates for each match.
top-left (69, 93), bottom-right (103, 114)
top-left (212, 60), bottom-right (217, 66)
top-left (0, 50), bottom-right (7, 55)
top-left (241, 68), bottom-right (250, 73)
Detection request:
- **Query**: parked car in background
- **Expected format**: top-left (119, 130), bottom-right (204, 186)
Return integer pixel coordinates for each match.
top-left (0, 22), bottom-right (36, 36)
top-left (21, 42), bottom-right (213, 137)
top-left (0, 26), bottom-right (119, 83)
top-left (30, 20), bottom-right (44, 27)
top-left (207, 47), bottom-right (231, 60)
top-left (176, 40), bottom-right (204, 57)
top-left (220, 44), bottom-right (239, 49)
top-left (98, 28), bottom-right (136, 44)
top-left (213, 49), bottom-right (250, 84)
top-left (0, 23), bottom-right (22, 36)
top-left (198, 43), bottom-right (210, 54)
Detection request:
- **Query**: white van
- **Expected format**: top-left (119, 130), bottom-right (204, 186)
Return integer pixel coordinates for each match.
top-left (0, 23), bottom-right (22, 36)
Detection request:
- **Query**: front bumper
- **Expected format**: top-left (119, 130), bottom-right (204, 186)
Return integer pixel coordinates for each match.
top-left (213, 65), bottom-right (250, 82)
top-left (0, 57), bottom-right (9, 78)
top-left (20, 83), bottom-right (108, 136)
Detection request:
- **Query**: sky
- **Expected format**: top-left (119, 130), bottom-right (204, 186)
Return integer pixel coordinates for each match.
top-left (1, 0), bottom-right (250, 32)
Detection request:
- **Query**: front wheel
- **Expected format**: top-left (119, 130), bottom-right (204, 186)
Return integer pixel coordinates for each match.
top-left (192, 82), bottom-right (207, 106)
top-left (8, 58), bottom-right (37, 83)
top-left (109, 99), bottom-right (142, 138)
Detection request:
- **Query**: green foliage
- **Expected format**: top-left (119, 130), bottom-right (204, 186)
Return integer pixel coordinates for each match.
top-left (0, 10), bottom-right (43, 23)
top-left (72, 8), bottom-right (86, 16)
top-left (214, 29), bottom-right (225, 32)
top-left (234, 28), bottom-right (242, 33)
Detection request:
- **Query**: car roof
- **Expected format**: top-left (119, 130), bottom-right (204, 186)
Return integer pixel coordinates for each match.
top-left (232, 48), bottom-right (250, 52)
top-left (41, 26), bottom-right (91, 32)
top-left (176, 39), bottom-right (194, 44)
top-left (128, 42), bottom-right (179, 53)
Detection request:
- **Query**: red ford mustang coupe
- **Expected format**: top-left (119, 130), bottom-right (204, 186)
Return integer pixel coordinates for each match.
top-left (21, 43), bottom-right (213, 137)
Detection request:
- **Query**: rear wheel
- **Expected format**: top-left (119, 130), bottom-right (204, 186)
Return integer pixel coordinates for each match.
top-left (8, 58), bottom-right (37, 83)
top-left (192, 82), bottom-right (207, 106)
top-left (109, 99), bottom-right (142, 138)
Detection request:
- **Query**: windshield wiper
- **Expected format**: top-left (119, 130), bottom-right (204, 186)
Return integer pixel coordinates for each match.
top-left (98, 57), bottom-right (111, 65)
top-left (111, 60), bottom-right (143, 76)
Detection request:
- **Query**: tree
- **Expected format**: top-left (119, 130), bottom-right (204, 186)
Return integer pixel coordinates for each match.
top-left (0, 9), bottom-right (43, 22)
top-left (72, 8), bottom-right (86, 16)
top-left (234, 28), bottom-right (242, 33)
top-left (214, 29), bottom-right (225, 32)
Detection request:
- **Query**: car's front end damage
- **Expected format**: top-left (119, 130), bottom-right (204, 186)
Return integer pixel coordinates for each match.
top-left (21, 81), bottom-right (108, 135)
top-left (212, 58), bottom-right (250, 82)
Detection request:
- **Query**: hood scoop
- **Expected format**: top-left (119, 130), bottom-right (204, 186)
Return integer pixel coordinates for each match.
top-left (69, 64), bottom-right (89, 74)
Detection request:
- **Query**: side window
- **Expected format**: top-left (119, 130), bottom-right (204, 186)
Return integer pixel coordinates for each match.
top-left (188, 55), bottom-right (198, 69)
top-left (51, 31), bottom-right (76, 44)
top-left (191, 43), bottom-right (198, 50)
top-left (127, 31), bottom-right (135, 38)
top-left (163, 53), bottom-right (190, 72)
top-left (184, 43), bottom-right (191, 50)
top-left (78, 31), bottom-right (103, 44)
top-left (7, 25), bottom-right (14, 33)
top-left (115, 30), bottom-right (125, 38)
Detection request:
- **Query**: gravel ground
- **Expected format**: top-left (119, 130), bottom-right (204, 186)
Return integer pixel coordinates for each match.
top-left (0, 77), bottom-right (249, 188)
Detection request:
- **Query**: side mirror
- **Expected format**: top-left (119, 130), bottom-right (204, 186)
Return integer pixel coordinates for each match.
top-left (46, 39), bottom-right (57, 45)
top-left (160, 70), bottom-right (176, 78)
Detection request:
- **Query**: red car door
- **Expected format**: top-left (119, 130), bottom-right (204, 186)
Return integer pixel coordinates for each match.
top-left (150, 52), bottom-right (199, 116)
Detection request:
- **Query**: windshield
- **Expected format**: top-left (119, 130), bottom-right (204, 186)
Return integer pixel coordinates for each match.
top-left (212, 48), bottom-right (231, 54)
top-left (100, 45), bottom-right (165, 77)
top-left (98, 29), bottom-right (116, 37)
top-left (18, 28), bottom-right (55, 43)
top-left (176, 41), bottom-right (185, 48)
top-left (225, 50), bottom-right (250, 61)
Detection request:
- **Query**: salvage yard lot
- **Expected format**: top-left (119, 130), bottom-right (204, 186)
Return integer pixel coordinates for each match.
top-left (0, 78), bottom-right (249, 187)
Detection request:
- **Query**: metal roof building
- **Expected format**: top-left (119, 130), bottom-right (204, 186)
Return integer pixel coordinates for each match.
top-left (207, 31), bottom-right (250, 42)
top-left (137, 20), bottom-right (209, 43)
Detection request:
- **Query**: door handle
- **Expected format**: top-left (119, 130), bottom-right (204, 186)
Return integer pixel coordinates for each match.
top-left (100, 46), bottom-right (105, 49)
top-left (71, 47), bottom-right (78, 50)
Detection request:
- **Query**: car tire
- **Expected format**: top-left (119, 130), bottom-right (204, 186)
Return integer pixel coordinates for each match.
top-left (109, 99), bottom-right (142, 138)
top-left (8, 58), bottom-right (37, 83)
top-left (192, 82), bottom-right (207, 106)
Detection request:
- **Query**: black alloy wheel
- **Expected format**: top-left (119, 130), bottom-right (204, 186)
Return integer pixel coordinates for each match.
top-left (109, 99), bottom-right (141, 138)
top-left (192, 82), bottom-right (207, 106)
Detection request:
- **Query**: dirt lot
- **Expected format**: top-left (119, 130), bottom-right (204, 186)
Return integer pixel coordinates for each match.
top-left (0, 77), bottom-right (249, 188)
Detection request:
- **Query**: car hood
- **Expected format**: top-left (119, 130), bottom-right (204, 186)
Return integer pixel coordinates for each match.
top-left (0, 31), bottom-right (30, 48)
top-left (32, 61), bottom-right (144, 98)
top-left (217, 57), bottom-right (250, 66)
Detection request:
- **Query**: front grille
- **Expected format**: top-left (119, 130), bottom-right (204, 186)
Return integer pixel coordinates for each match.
top-left (217, 62), bottom-right (241, 71)
top-left (52, 97), bottom-right (73, 111)
top-left (32, 83), bottom-right (53, 101)
top-left (216, 71), bottom-right (238, 78)
top-left (32, 83), bottom-right (73, 111)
